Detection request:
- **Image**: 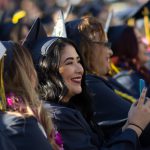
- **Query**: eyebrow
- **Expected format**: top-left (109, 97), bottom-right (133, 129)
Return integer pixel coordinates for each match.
top-left (64, 56), bottom-right (80, 63)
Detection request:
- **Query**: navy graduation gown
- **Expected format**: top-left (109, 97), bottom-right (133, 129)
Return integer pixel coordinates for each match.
top-left (0, 112), bottom-right (53, 150)
top-left (85, 74), bottom-right (131, 123)
top-left (44, 102), bottom-right (140, 150)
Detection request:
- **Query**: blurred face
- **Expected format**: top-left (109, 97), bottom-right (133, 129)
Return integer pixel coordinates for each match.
top-left (138, 38), bottom-right (150, 65)
top-left (92, 33), bottom-right (113, 76)
top-left (59, 44), bottom-right (84, 101)
top-left (134, 28), bottom-right (150, 65)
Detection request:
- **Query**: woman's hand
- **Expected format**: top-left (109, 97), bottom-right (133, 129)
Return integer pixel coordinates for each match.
top-left (125, 88), bottom-right (150, 136)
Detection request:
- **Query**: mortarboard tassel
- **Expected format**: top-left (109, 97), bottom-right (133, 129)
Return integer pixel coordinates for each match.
top-left (127, 18), bottom-right (135, 26)
top-left (12, 10), bottom-right (26, 24)
top-left (142, 7), bottom-right (150, 45)
top-left (0, 57), bottom-right (6, 111)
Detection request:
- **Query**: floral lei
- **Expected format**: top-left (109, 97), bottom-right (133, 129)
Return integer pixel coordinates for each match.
top-left (6, 92), bottom-right (64, 150)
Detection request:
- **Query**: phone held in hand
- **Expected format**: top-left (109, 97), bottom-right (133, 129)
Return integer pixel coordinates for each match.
top-left (139, 79), bottom-right (147, 103)
top-left (139, 79), bottom-right (145, 94)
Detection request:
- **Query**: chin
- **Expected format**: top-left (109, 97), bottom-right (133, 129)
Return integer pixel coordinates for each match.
top-left (73, 88), bottom-right (82, 95)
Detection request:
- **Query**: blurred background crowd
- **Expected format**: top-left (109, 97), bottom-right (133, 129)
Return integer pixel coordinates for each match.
top-left (0, 0), bottom-right (149, 42)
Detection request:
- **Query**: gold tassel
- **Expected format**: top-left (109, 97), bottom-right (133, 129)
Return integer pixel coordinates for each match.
top-left (127, 18), bottom-right (135, 27)
top-left (0, 57), bottom-right (6, 111)
top-left (12, 10), bottom-right (26, 24)
top-left (142, 7), bottom-right (150, 44)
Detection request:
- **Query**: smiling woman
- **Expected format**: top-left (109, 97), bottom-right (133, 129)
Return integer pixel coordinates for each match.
top-left (59, 44), bottom-right (84, 102)
top-left (38, 38), bottom-right (86, 104)
top-left (34, 36), bottom-right (150, 150)
top-left (65, 16), bottom-right (134, 127)
top-left (22, 17), bottom-right (150, 150)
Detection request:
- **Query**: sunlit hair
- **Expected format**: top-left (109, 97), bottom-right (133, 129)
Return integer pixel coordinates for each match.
top-left (4, 43), bottom-right (59, 149)
top-left (78, 16), bottom-right (106, 74)
top-left (38, 37), bottom-right (93, 122)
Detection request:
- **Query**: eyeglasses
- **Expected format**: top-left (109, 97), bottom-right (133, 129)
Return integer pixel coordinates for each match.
top-left (90, 41), bottom-right (112, 49)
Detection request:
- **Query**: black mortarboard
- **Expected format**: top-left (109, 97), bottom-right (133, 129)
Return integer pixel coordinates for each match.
top-left (108, 25), bottom-right (128, 45)
top-left (23, 15), bottom-right (67, 68)
top-left (65, 19), bottom-right (82, 47)
top-left (127, 1), bottom-right (150, 20)
top-left (78, 2), bottom-right (102, 17)
top-left (23, 18), bottom-right (57, 67)
top-left (23, 18), bottom-right (47, 49)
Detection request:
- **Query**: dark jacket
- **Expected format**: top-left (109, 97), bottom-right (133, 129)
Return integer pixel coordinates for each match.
top-left (113, 70), bottom-right (148, 99)
top-left (0, 131), bottom-right (17, 150)
top-left (85, 74), bottom-right (131, 123)
top-left (0, 112), bottom-right (53, 150)
top-left (44, 101), bottom-right (140, 150)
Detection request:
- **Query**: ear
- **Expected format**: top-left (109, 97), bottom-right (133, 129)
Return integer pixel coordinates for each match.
top-left (22, 18), bottom-right (47, 49)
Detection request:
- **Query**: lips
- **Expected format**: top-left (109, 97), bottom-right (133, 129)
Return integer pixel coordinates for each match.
top-left (71, 76), bottom-right (82, 83)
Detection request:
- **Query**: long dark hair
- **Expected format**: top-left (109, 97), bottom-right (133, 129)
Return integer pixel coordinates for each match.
top-left (38, 37), bottom-right (94, 122)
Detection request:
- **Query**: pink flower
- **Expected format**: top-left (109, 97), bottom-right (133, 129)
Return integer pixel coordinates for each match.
top-left (7, 97), bottom-right (13, 106)
top-left (55, 131), bottom-right (64, 150)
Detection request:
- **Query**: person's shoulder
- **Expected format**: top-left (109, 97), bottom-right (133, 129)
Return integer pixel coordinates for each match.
top-left (86, 74), bottom-right (110, 87)
top-left (44, 101), bottom-right (77, 112)
top-left (44, 102), bottom-right (80, 118)
top-left (86, 74), bottom-right (103, 81)
top-left (44, 101), bottom-right (86, 126)
top-left (0, 112), bottom-right (24, 130)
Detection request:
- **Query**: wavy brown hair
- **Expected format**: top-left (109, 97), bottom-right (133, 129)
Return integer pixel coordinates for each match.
top-left (77, 16), bottom-right (106, 73)
top-left (4, 42), bottom-right (59, 150)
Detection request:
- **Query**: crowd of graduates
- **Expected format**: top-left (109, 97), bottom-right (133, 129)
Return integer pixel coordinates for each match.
top-left (1, 0), bottom-right (150, 150)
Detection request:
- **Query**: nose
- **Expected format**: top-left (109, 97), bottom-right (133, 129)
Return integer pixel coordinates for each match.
top-left (76, 62), bottom-right (84, 75)
top-left (108, 48), bottom-right (113, 57)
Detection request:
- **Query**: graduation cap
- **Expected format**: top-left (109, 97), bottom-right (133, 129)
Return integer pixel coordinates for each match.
top-left (107, 25), bottom-right (128, 46)
top-left (23, 11), bottom-right (67, 68)
top-left (127, 1), bottom-right (150, 44)
top-left (65, 19), bottom-right (82, 47)
top-left (63, 3), bottom-right (72, 21)
top-left (52, 10), bottom-right (67, 37)
top-left (77, 1), bottom-right (102, 17)
top-left (108, 24), bottom-right (140, 60)
top-left (127, 1), bottom-right (150, 20)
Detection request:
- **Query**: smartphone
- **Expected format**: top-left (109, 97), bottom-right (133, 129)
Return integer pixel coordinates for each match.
top-left (139, 79), bottom-right (145, 95)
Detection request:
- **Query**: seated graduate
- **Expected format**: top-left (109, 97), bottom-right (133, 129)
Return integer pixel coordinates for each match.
top-left (37, 36), bottom-right (150, 150)
top-left (23, 18), bottom-right (150, 150)
top-left (0, 41), bottom-right (63, 150)
top-left (65, 16), bottom-right (135, 124)
top-left (108, 25), bottom-right (150, 99)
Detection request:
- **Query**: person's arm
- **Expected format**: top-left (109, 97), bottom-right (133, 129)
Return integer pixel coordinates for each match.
top-left (51, 107), bottom-right (140, 150)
